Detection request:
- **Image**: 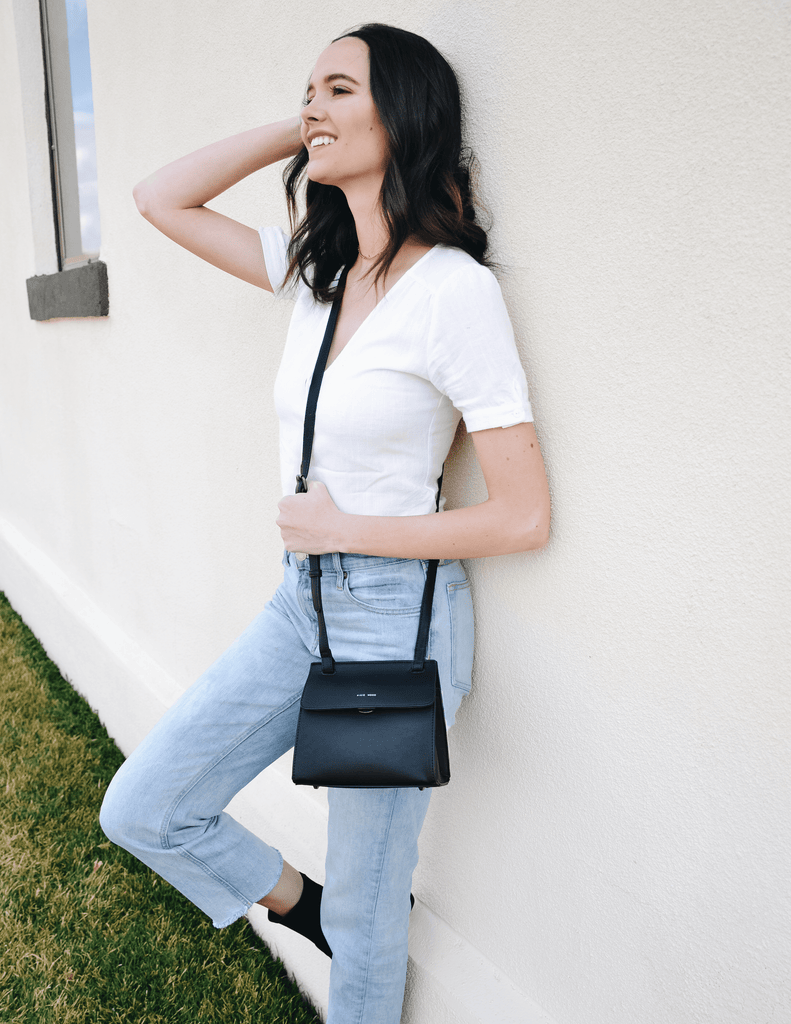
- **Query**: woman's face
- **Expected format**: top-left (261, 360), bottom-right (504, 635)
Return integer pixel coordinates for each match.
top-left (301, 37), bottom-right (390, 193)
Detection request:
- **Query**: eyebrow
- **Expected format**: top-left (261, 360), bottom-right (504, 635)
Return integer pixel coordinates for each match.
top-left (306, 72), bottom-right (361, 95)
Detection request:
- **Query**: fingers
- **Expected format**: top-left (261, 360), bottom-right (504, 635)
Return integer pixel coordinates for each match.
top-left (275, 480), bottom-right (338, 556)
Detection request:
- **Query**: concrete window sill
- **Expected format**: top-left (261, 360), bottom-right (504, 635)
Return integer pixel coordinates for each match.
top-left (26, 261), bottom-right (109, 320)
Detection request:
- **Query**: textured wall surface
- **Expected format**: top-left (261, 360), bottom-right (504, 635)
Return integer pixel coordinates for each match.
top-left (2, 1), bottom-right (790, 1022)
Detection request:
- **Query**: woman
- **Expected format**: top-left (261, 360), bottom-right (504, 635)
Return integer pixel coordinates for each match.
top-left (101, 23), bottom-right (549, 1024)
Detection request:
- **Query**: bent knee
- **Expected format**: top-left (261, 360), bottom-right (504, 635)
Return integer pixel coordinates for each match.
top-left (99, 785), bottom-right (130, 845)
top-left (99, 766), bottom-right (163, 852)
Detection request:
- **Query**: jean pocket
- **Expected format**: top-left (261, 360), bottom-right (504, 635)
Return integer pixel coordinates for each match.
top-left (447, 579), bottom-right (474, 691)
top-left (343, 563), bottom-right (425, 615)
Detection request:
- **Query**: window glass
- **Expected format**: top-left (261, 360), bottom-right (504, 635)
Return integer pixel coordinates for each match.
top-left (65, 0), bottom-right (100, 255)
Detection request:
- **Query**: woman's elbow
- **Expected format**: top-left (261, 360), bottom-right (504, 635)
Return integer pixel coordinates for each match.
top-left (132, 178), bottom-right (168, 221)
top-left (132, 179), bottom-right (152, 218)
top-left (517, 502), bottom-right (550, 552)
top-left (520, 519), bottom-right (550, 551)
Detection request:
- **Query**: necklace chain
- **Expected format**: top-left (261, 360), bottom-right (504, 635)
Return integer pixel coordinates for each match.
top-left (358, 245), bottom-right (385, 262)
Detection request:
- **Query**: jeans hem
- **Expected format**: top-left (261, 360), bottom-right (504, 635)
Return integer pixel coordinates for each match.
top-left (210, 851), bottom-right (284, 930)
top-left (213, 903), bottom-right (254, 930)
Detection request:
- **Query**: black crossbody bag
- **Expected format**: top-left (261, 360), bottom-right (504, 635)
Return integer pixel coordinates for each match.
top-left (291, 269), bottom-right (451, 790)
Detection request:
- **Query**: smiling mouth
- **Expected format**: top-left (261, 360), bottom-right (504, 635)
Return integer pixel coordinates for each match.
top-left (310, 136), bottom-right (336, 148)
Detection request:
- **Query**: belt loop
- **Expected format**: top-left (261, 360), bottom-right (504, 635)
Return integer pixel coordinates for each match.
top-left (332, 551), bottom-right (343, 589)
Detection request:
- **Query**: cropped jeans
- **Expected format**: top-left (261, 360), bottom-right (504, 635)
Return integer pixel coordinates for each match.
top-left (100, 551), bottom-right (474, 1024)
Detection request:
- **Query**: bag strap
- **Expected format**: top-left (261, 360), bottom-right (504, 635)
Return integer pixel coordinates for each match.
top-left (296, 268), bottom-right (442, 675)
top-left (296, 267), bottom-right (349, 495)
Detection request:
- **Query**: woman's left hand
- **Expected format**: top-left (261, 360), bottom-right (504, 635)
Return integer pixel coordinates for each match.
top-left (276, 481), bottom-right (345, 555)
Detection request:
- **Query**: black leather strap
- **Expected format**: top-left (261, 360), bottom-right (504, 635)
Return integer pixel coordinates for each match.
top-left (308, 557), bottom-right (334, 673)
top-left (296, 267), bottom-right (442, 675)
top-left (411, 467), bottom-right (444, 671)
top-left (411, 557), bottom-right (438, 672)
top-left (298, 270), bottom-right (348, 673)
top-left (296, 268), bottom-right (349, 495)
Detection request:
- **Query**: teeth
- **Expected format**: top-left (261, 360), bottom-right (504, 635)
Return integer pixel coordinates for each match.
top-left (310, 136), bottom-right (336, 147)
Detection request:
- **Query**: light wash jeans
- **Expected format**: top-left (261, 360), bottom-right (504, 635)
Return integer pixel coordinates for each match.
top-left (100, 551), bottom-right (474, 1024)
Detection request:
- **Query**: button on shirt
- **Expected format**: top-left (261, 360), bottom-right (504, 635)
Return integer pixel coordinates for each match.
top-left (259, 227), bottom-right (533, 518)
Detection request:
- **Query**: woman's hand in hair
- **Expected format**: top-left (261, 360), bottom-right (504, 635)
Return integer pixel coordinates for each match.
top-left (276, 482), bottom-right (346, 555)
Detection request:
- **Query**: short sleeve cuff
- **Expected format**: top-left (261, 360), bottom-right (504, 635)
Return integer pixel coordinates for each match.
top-left (258, 226), bottom-right (294, 298)
top-left (461, 401), bottom-right (534, 433)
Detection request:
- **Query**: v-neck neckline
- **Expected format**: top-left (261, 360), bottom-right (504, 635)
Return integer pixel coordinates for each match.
top-left (323, 245), bottom-right (437, 372)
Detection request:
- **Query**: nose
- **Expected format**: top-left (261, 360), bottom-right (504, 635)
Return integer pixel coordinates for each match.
top-left (301, 97), bottom-right (325, 124)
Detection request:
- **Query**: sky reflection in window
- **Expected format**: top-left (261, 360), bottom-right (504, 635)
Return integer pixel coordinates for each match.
top-left (66, 0), bottom-right (100, 254)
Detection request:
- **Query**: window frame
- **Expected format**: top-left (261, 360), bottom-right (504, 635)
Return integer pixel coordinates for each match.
top-left (16, 0), bottom-right (108, 320)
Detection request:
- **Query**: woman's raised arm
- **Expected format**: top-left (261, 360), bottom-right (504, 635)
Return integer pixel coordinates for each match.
top-left (132, 118), bottom-right (303, 291)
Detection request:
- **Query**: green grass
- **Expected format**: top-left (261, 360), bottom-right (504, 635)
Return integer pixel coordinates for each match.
top-left (0, 591), bottom-right (320, 1024)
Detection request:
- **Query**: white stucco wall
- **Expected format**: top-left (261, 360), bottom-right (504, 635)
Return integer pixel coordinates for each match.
top-left (2, 1), bottom-right (790, 1022)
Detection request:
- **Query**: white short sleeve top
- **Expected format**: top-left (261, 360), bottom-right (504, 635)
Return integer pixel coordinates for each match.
top-left (259, 226), bottom-right (533, 517)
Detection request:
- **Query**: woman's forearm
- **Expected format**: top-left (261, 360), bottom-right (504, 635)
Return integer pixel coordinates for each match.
top-left (334, 424), bottom-right (551, 558)
top-left (133, 117), bottom-right (302, 214)
top-left (336, 499), bottom-right (550, 560)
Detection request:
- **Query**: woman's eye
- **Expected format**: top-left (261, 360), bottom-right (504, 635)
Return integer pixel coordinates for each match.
top-left (302, 86), bottom-right (350, 105)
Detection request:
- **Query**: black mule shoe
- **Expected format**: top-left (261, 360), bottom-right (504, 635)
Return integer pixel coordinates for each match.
top-left (268, 873), bottom-right (332, 957)
top-left (268, 875), bottom-right (416, 959)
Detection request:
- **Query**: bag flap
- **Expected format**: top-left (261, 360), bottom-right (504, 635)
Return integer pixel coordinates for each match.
top-left (300, 660), bottom-right (439, 711)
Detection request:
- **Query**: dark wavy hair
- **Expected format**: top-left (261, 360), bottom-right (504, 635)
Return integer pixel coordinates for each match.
top-left (283, 23), bottom-right (489, 301)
